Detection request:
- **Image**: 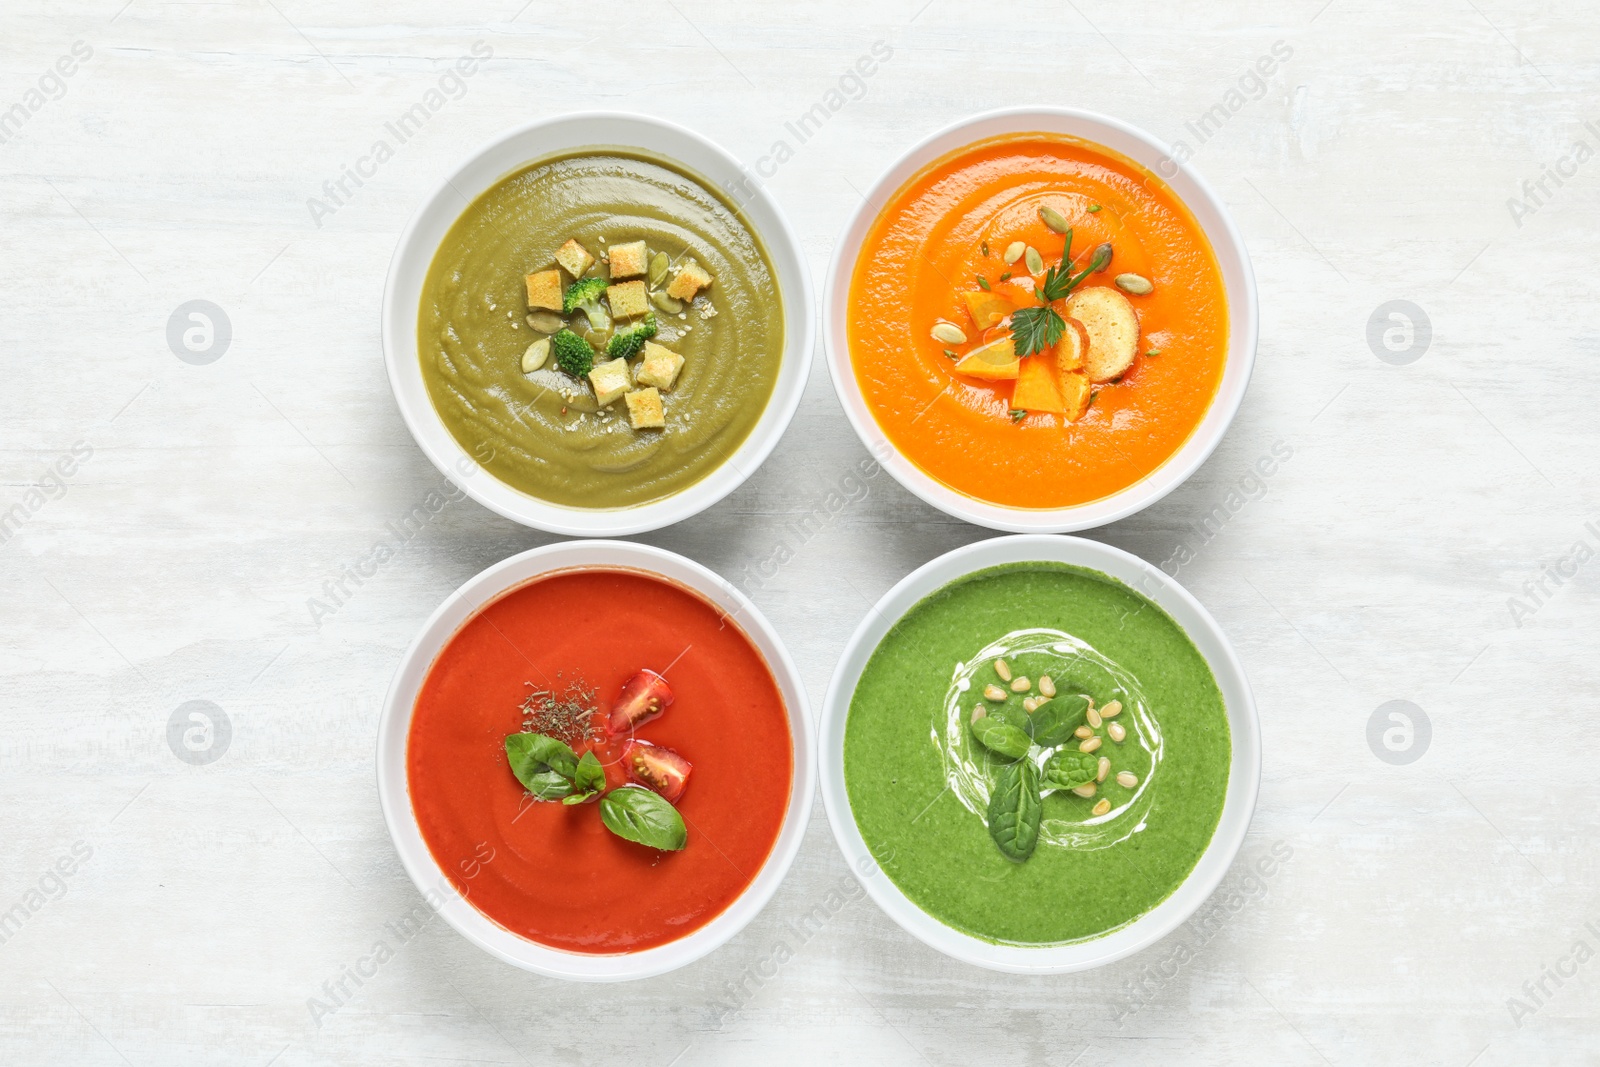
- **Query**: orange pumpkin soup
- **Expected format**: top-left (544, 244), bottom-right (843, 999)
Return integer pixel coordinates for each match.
top-left (847, 134), bottom-right (1227, 509)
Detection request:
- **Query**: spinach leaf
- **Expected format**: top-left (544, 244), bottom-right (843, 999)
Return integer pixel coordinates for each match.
top-left (1042, 749), bottom-right (1099, 791)
top-left (599, 786), bottom-right (687, 851)
top-left (1028, 694), bottom-right (1089, 748)
top-left (968, 712), bottom-right (1032, 759)
top-left (987, 759), bottom-right (1042, 861)
top-left (985, 701), bottom-right (1031, 733)
top-left (505, 733), bottom-right (580, 800)
top-left (562, 750), bottom-right (606, 805)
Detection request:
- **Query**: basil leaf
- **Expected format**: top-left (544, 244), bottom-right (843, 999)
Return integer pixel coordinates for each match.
top-left (522, 769), bottom-right (575, 800)
top-left (987, 759), bottom-right (1042, 861)
top-left (599, 786), bottom-right (687, 851)
top-left (1028, 695), bottom-right (1089, 748)
top-left (1042, 749), bottom-right (1099, 791)
top-left (968, 713), bottom-right (1032, 758)
top-left (562, 750), bottom-right (606, 805)
top-left (505, 733), bottom-right (580, 799)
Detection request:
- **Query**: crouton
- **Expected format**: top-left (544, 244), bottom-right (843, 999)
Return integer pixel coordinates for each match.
top-left (587, 358), bottom-right (630, 407)
top-left (608, 240), bottom-right (648, 280)
top-left (625, 387), bottom-right (665, 429)
top-left (637, 342), bottom-right (685, 391)
top-left (665, 260), bottom-right (713, 301)
top-left (607, 280), bottom-right (649, 319)
top-left (1064, 286), bottom-right (1140, 383)
top-left (524, 270), bottom-right (563, 311)
top-left (555, 239), bottom-right (594, 277)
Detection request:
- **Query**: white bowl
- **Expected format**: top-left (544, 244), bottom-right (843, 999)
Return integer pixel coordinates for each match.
top-left (823, 107), bottom-right (1258, 533)
top-left (383, 113), bottom-right (814, 536)
top-left (819, 534), bottom-right (1260, 973)
top-left (376, 539), bottom-right (815, 981)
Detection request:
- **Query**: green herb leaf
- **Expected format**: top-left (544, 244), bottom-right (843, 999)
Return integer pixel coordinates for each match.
top-left (987, 759), bottom-right (1042, 861)
top-left (561, 750), bottom-right (606, 804)
top-left (1042, 749), bottom-right (1100, 791)
top-left (999, 271), bottom-right (1012, 282)
top-left (1009, 305), bottom-right (1065, 357)
top-left (969, 711), bottom-right (1032, 758)
top-left (976, 275), bottom-right (991, 291)
top-left (981, 241), bottom-right (990, 256)
top-left (1010, 409), bottom-right (1027, 424)
top-left (943, 348), bottom-right (958, 360)
top-left (505, 733), bottom-right (580, 799)
top-left (1088, 203), bottom-right (1102, 213)
top-left (599, 785), bottom-right (687, 851)
top-left (1028, 695), bottom-right (1089, 748)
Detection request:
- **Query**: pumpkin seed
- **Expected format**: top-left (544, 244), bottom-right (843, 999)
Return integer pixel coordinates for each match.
top-left (649, 251), bottom-right (670, 286)
top-left (525, 310), bottom-right (564, 333)
top-left (931, 322), bottom-right (967, 345)
top-left (651, 291), bottom-right (684, 314)
top-left (1024, 246), bottom-right (1044, 275)
top-left (1039, 205), bottom-right (1070, 233)
top-left (521, 338), bottom-right (550, 373)
top-left (1003, 241), bottom-right (1025, 265)
top-left (1115, 273), bottom-right (1153, 295)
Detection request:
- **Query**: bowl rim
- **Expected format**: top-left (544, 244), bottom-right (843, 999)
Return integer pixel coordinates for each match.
top-left (382, 110), bottom-right (815, 537)
top-left (818, 533), bottom-right (1261, 973)
top-left (375, 538), bottom-right (816, 981)
top-left (821, 105), bottom-right (1258, 533)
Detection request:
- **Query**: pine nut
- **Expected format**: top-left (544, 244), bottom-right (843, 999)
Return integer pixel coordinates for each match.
top-left (984, 684), bottom-right (1006, 702)
top-left (1079, 737), bottom-right (1102, 753)
top-left (1097, 756), bottom-right (1110, 782)
top-left (1092, 798), bottom-right (1111, 816)
top-left (1010, 677), bottom-right (1031, 692)
top-left (993, 659), bottom-right (1012, 682)
top-left (971, 705), bottom-right (986, 722)
top-left (1087, 708), bottom-right (1102, 728)
top-left (1101, 700), bottom-right (1123, 718)
top-left (1074, 725), bottom-right (1093, 739)
top-left (1108, 722), bottom-right (1126, 743)
top-left (1116, 771), bottom-right (1138, 788)
top-left (1038, 675), bottom-right (1055, 698)
top-left (1022, 696), bottom-right (1040, 713)
top-left (1071, 783), bottom-right (1097, 798)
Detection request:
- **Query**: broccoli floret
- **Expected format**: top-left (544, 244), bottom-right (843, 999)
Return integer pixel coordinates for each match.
top-left (551, 329), bottom-right (594, 378)
top-left (561, 277), bottom-right (611, 332)
top-left (605, 313), bottom-right (659, 361)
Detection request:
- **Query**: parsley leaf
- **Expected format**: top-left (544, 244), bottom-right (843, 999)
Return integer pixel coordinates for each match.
top-left (1010, 305), bottom-right (1065, 357)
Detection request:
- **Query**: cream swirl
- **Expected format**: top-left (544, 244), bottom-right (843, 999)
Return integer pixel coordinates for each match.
top-left (935, 627), bottom-right (1164, 852)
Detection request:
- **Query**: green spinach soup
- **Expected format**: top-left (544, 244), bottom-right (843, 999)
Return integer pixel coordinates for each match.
top-left (419, 149), bottom-right (784, 508)
top-left (844, 562), bottom-right (1230, 945)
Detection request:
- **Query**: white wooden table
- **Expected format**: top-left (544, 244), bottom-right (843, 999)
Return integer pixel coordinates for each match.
top-left (3, 2), bottom-right (1595, 1063)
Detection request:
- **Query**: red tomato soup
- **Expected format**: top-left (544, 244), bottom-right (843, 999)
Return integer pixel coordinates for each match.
top-left (407, 567), bottom-right (793, 954)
